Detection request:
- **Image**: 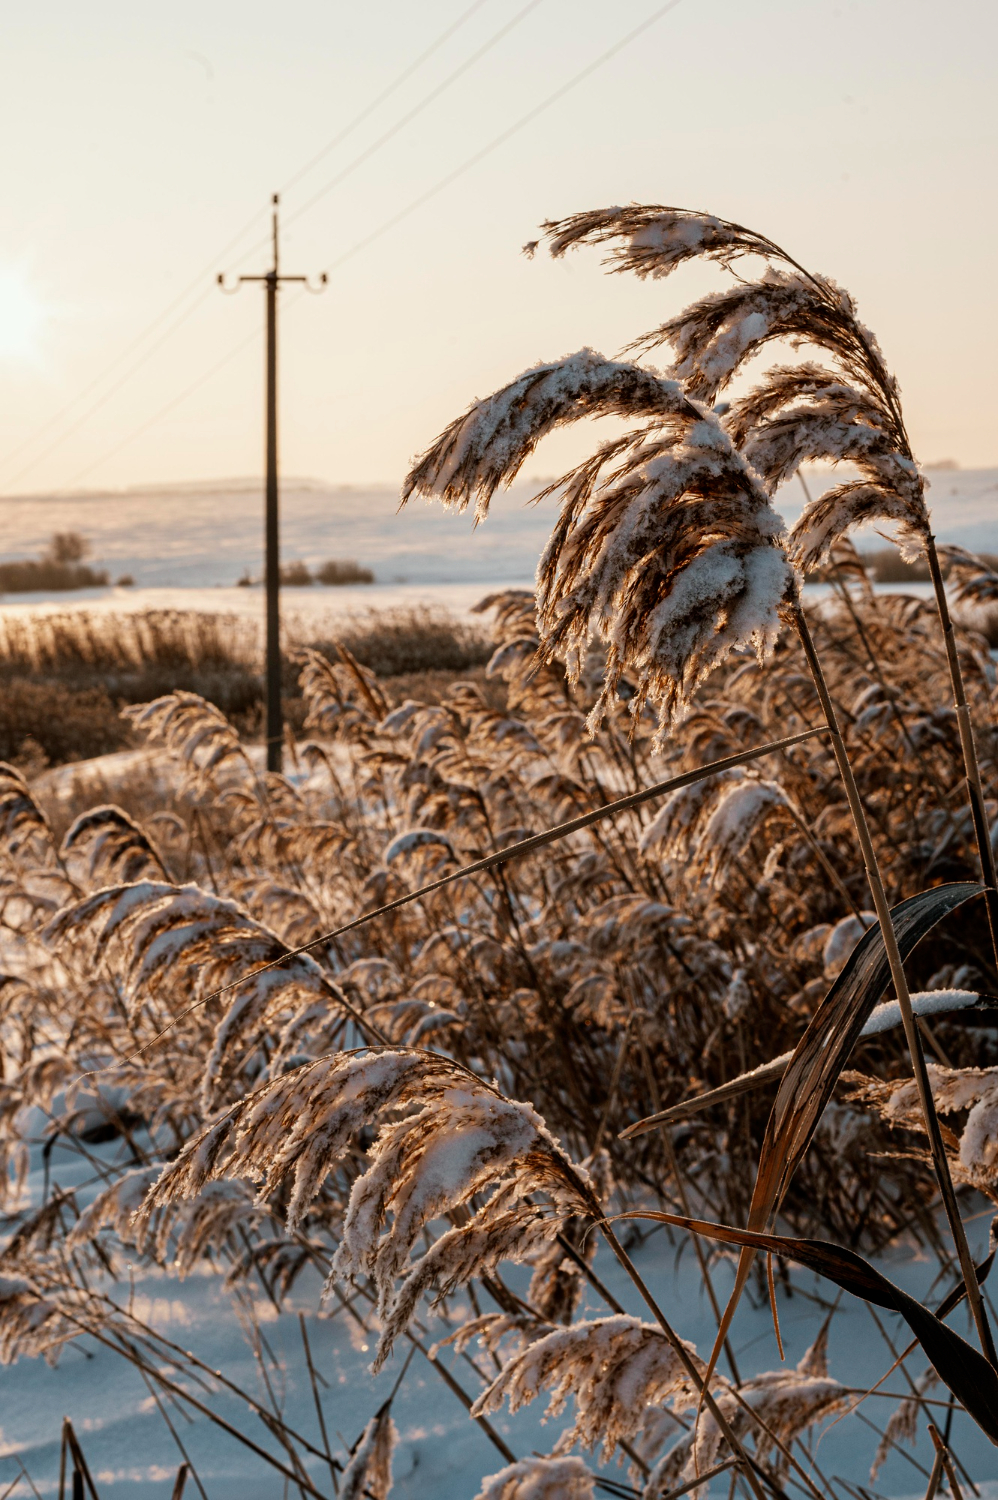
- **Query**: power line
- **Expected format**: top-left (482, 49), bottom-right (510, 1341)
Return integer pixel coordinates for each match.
top-left (61, 327), bottom-right (262, 493)
top-left (34, 1), bottom-right (685, 494)
top-left (283, 0), bottom-right (545, 231)
top-left (1, 286), bottom-right (221, 491)
top-left (0, 206), bottom-right (269, 476)
top-left (0, 0), bottom-right (501, 490)
top-left (279, 0), bottom-right (491, 196)
top-left (327, 0), bottom-right (685, 272)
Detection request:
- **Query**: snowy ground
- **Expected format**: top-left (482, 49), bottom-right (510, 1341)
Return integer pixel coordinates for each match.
top-left (1, 470), bottom-right (997, 1495)
top-left (0, 466), bottom-right (995, 591)
top-left (1, 1104), bottom-right (997, 1500)
top-left (0, 581), bottom-right (525, 639)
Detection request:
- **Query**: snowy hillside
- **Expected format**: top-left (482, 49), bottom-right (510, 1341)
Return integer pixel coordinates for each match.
top-left (0, 479), bottom-right (552, 589)
top-left (0, 467), bottom-right (995, 591)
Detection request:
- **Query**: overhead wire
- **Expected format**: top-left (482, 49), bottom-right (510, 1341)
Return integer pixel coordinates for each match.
top-left (326, 0), bottom-right (685, 272)
top-left (278, 0), bottom-right (490, 195)
top-left (65, 327), bottom-right (262, 490)
top-left (0, 207), bottom-right (269, 479)
top-left (0, 0), bottom-right (501, 491)
top-left (282, 0), bottom-right (546, 230)
top-left (43, 0), bottom-right (685, 492)
top-left (2, 286), bottom-right (221, 493)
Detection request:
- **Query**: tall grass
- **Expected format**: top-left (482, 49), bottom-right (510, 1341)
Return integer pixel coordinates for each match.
top-left (0, 206), bottom-right (997, 1497)
top-left (0, 606), bottom-right (492, 766)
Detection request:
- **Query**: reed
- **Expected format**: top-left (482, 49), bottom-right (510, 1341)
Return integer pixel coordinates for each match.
top-left (0, 207), bottom-right (997, 1496)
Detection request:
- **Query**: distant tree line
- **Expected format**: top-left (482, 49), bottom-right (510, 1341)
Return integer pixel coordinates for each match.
top-left (238, 558), bottom-right (375, 587)
top-left (0, 532), bottom-right (130, 593)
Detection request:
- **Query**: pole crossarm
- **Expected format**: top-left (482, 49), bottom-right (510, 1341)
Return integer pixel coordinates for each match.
top-left (216, 193), bottom-right (326, 773)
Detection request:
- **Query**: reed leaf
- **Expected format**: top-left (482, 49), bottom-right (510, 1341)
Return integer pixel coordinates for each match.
top-left (615, 1209), bottom-right (998, 1447)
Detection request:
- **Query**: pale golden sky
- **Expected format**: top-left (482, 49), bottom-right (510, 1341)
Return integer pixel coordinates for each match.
top-left (0, 0), bottom-right (995, 494)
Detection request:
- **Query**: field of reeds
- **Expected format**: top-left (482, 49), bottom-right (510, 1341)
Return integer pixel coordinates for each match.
top-left (3, 202), bottom-right (998, 1500)
top-left (0, 604), bottom-right (494, 768)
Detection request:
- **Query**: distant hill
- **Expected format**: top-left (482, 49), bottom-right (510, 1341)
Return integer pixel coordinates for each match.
top-left (0, 478), bottom-right (552, 588)
top-left (0, 468), bottom-right (994, 587)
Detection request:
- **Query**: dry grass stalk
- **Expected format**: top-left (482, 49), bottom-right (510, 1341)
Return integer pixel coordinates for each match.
top-left (412, 197), bottom-right (998, 1364)
top-left (0, 510), bottom-right (997, 1488)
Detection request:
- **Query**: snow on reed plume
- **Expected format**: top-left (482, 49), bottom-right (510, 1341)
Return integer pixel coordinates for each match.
top-left (405, 353), bottom-right (795, 736)
top-left (60, 804), bottom-right (166, 887)
top-left (471, 1314), bottom-right (700, 1462)
top-left (68, 1167), bottom-right (264, 1275)
top-left (0, 763), bottom-right (61, 868)
top-left (940, 544), bottom-right (998, 605)
top-left (640, 771), bottom-right (794, 886)
top-left (471, 1311), bottom-right (848, 1487)
top-left (846, 1064), bottom-right (998, 1194)
top-left (533, 206), bottom-right (931, 573)
top-left (46, 879), bottom-right (346, 1107)
top-left (639, 1326), bottom-right (845, 1497)
top-left (140, 1048), bottom-right (595, 1368)
top-left (473, 1457), bottom-right (596, 1500)
top-left (122, 690), bottom-right (250, 782)
top-left (339, 1407), bottom-right (397, 1500)
top-left (0, 1277), bottom-right (74, 1364)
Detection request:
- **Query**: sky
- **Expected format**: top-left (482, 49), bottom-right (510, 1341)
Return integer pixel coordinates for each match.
top-left (0, 0), bottom-right (995, 496)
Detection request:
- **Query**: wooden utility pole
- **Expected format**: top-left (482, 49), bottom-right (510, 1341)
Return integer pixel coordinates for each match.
top-left (219, 195), bottom-right (326, 772)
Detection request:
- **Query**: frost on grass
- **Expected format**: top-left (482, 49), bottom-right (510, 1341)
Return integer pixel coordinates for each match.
top-left (474, 1457), bottom-right (596, 1500)
top-left (141, 1048), bottom-right (594, 1368)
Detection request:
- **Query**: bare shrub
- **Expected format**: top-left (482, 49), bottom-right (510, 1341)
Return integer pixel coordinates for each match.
top-left (316, 559), bottom-right (375, 585)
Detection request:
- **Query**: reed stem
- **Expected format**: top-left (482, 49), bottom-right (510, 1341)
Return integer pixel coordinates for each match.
top-left (792, 601), bottom-right (996, 1366)
top-left (924, 534), bottom-right (998, 967)
top-left (594, 1212), bottom-right (770, 1500)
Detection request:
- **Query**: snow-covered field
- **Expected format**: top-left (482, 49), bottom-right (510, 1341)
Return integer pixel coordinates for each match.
top-left (0, 479), bottom-right (550, 590)
top-left (0, 582), bottom-right (524, 639)
top-left (0, 467), bottom-right (995, 591)
top-left (3, 1095), bottom-right (996, 1500)
top-left (2, 469), bottom-right (997, 1497)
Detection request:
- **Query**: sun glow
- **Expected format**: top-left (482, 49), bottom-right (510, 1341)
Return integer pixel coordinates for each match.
top-left (0, 269), bottom-right (46, 363)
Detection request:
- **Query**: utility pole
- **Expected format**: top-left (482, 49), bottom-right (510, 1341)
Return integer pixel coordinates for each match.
top-left (219, 195), bottom-right (326, 773)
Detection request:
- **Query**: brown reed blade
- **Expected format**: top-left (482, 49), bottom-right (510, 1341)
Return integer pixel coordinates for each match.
top-left (620, 1057), bottom-right (789, 1137)
top-left (616, 1209), bottom-right (998, 1448)
top-left (60, 1424), bottom-right (99, 1500)
top-left (621, 884), bottom-right (983, 1141)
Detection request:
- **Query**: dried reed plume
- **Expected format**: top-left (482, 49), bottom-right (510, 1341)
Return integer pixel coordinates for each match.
top-left (404, 352), bottom-right (795, 735)
top-left (141, 1048), bottom-right (594, 1368)
top-left (1, 433), bottom-right (997, 1493)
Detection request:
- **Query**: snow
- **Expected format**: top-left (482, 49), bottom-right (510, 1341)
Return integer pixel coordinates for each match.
top-left (862, 988), bottom-right (980, 1036)
top-left (0, 581), bottom-right (521, 635)
top-left (0, 468), bottom-right (995, 604)
top-left (0, 479), bottom-right (550, 591)
top-left (1, 1113), bottom-right (997, 1498)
